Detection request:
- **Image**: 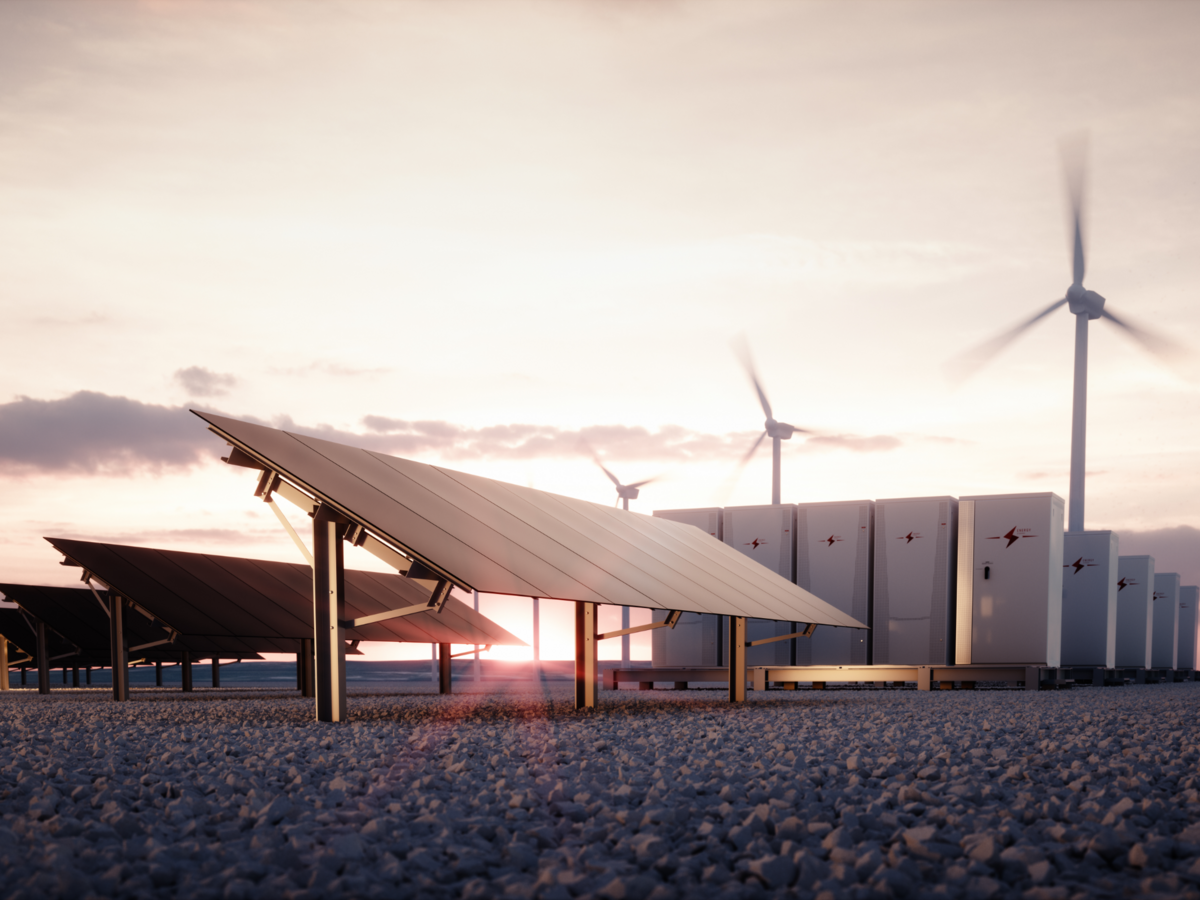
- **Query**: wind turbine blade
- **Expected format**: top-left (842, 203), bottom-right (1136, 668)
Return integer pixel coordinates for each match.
top-left (1100, 307), bottom-right (1189, 364)
top-left (715, 431), bottom-right (767, 506)
top-left (597, 463), bottom-right (621, 487)
top-left (944, 298), bottom-right (1069, 383)
top-left (627, 476), bottom-right (659, 489)
top-left (732, 335), bottom-right (773, 419)
top-left (1062, 132), bottom-right (1088, 286)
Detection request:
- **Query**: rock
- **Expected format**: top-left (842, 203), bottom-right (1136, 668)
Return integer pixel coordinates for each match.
top-left (747, 854), bottom-right (795, 888)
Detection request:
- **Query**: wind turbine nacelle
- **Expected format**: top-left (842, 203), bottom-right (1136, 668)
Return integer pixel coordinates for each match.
top-left (618, 486), bottom-right (640, 501)
top-left (1066, 284), bottom-right (1105, 319)
top-left (766, 421), bottom-right (795, 440)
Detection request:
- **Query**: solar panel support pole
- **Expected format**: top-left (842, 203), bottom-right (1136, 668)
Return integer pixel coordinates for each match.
top-left (533, 597), bottom-right (541, 679)
top-left (155, 661), bottom-right (163, 687)
top-left (575, 601), bottom-right (597, 710)
top-left (621, 607), bottom-right (631, 668)
top-left (473, 591), bottom-right (481, 683)
top-left (72, 666), bottom-right (80, 687)
top-left (36, 621), bottom-right (50, 695)
top-left (438, 643), bottom-right (452, 694)
top-left (299, 638), bottom-right (314, 697)
top-left (313, 505), bottom-right (348, 722)
top-left (728, 616), bottom-right (746, 702)
top-left (85, 666), bottom-right (91, 686)
top-left (181, 651), bottom-right (193, 692)
top-left (0, 636), bottom-right (7, 691)
top-left (212, 658), bottom-right (220, 688)
top-left (110, 597), bottom-right (129, 702)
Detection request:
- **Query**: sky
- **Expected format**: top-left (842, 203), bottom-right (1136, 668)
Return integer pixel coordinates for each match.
top-left (1, 0), bottom-right (1198, 661)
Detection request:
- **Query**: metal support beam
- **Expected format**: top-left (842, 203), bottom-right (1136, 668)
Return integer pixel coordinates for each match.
top-left (181, 651), bottom-right (192, 692)
top-left (109, 597), bottom-right (128, 702)
top-left (728, 616), bottom-right (746, 702)
top-left (0, 635), bottom-right (8, 691)
top-left (212, 658), bottom-right (220, 688)
top-left (438, 643), bottom-right (452, 694)
top-left (575, 601), bottom-right (597, 709)
top-left (313, 505), bottom-right (347, 722)
top-left (155, 660), bottom-right (163, 687)
top-left (340, 579), bottom-right (452, 628)
top-left (621, 606), bottom-right (631, 668)
top-left (747, 623), bottom-right (816, 647)
top-left (85, 666), bottom-right (91, 686)
top-left (299, 638), bottom-right (314, 697)
top-left (36, 621), bottom-right (50, 695)
top-left (62, 666), bottom-right (68, 685)
top-left (72, 666), bottom-right (80, 688)
top-left (597, 611), bottom-right (681, 641)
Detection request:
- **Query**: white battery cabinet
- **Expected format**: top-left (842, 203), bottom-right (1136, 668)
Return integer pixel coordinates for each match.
top-left (722, 504), bottom-right (798, 666)
top-left (1060, 531), bottom-right (1118, 667)
top-left (650, 508), bottom-right (724, 666)
top-left (794, 500), bottom-right (874, 666)
top-left (1152, 573), bottom-right (1181, 669)
top-left (1115, 556), bottom-right (1155, 668)
top-left (956, 493), bottom-right (1065, 666)
top-left (872, 496), bottom-right (957, 665)
top-left (1179, 586), bottom-right (1199, 671)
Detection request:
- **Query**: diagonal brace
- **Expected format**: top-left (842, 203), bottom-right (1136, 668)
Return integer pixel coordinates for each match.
top-left (747, 623), bottom-right (817, 647)
top-left (597, 610), bottom-right (682, 641)
top-left (339, 579), bottom-right (453, 629)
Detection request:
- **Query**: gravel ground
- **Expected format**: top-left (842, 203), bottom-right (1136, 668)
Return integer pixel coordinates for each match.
top-left (2, 682), bottom-right (1200, 900)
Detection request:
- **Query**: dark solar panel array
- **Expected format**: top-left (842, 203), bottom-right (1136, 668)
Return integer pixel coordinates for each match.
top-left (46, 538), bottom-right (524, 651)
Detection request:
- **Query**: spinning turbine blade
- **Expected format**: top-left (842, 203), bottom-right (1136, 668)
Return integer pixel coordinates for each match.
top-left (733, 336), bottom-right (772, 419)
top-left (1100, 307), bottom-right (1187, 363)
top-left (627, 477), bottom-right (659, 490)
top-left (716, 431), bottom-right (768, 506)
top-left (1062, 133), bottom-right (1088, 286)
top-left (946, 298), bottom-right (1069, 382)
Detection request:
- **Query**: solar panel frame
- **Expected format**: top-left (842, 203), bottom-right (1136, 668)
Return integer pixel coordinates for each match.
top-left (193, 412), bottom-right (867, 630)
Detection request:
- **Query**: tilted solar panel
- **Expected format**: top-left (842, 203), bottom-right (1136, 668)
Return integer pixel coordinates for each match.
top-left (193, 411), bottom-right (866, 630)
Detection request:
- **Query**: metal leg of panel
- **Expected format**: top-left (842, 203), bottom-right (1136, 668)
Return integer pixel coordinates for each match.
top-left (0, 636), bottom-right (8, 691)
top-left (72, 667), bottom-right (80, 688)
top-left (299, 639), bottom-right (315, 698)
top-left (62, 667), bottom-right (68, 685)
top-left (85, 666), bottom-right (91, 686)
top-left (574, 601), bottom-right (597, 710)
top-left (621, 606), bottom-right (630, 669)
top-left (155, 661), bottom-right (163, 687)
top-left (313, 506), bottom-right (348, 722)
top-left (21, 667), bottom-right (27, 686)
top-left (110, 598), bottom-right (128, 702)
top-left (439, 643), bottom-right (452, 695)
top-left (181, 652), bottom-right (193, 692)
top-left (728, 616), bottom-right (746, 703)
top-left (37, 622), bottom-right (50, 695)
top-left (212, 659), bottom-right (220, 688)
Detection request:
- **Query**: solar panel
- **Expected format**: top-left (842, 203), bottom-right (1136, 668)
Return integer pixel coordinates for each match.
top-left (45, 538), bottom-right (525, 649)
top-left (194, 412), bottom-right (866, 630)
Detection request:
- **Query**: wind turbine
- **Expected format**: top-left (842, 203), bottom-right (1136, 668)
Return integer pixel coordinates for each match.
top-left (734, 341), bottom-right (812, 505)
top-left (592, 455), bottom-right (656, 511)
top-left (950, 137), bottom-right (1181, 532)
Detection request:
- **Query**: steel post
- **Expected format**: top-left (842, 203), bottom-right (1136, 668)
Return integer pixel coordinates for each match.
top-left (72, 666), bottom-right (80, 687)
top-left (36, 621), bottom-right (50, 695)
top-left (85, 666), bottom-right (91, 686)
top-left (155, 660), bottom-right (163, 687)
top-left (181, 651), bottom-right (193, 692)
top-left (21, 667), bottom-right (27, 686)
top-left (211, 659), bottom-right (220, 688)
top-left (728, 616), bottom-right (746, 702)
top-left (0, 635), bottom-right (7, 691)
top-left (110, 597), bottom-right (128, 701)
top-left (473, 591), bottom-right (482, 683)
top-left (438, 642), bottom-right (452, 694)
top-left (299, 638), bottom-right (314, 697)
top-left (533, 596), bottom-right (541, 678)
top-left (621, 606), bottom-right (631, 667)
top-left (62, 666), bottom-right (67, 685)
top-left (312, 505), bottom-right (347, 722)
top-left (1069, 313), bottom-right (1088, 532)
top-left (574, 601), bottom-right (597, 709)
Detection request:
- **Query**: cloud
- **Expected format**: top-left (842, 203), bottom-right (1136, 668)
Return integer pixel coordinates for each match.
top-left (0, 392), bottom-right (211, 474)
top-left (1111, 525), bottom-right (1200, 590)
top-left (0, 390), bottom-right (905, 475)
top-left (175, 366), bottom-right (237, 397)
top-left (269, 361), bottom-right (391, 378)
